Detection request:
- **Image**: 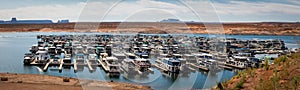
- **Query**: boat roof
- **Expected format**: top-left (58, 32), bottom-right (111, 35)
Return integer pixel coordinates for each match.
top-left (201, 53), bottom-right (213, 56)
top-left (142, 44), bottom-right (148, 47)
top-left (113, 53), bottom-right (126, 56)
top-left (255, 54), bottom-right (279, 59)
top-left (36, 51), bottom-right (47, 54)
top-left (141, 47), bottom-right (150, 49)
top-left (162, 58), bottom-right (180, 62)
top-left (88, 54), bottom-right (97, 56)
top-left (100, 53), bottom-right (108, 56)
top-left (126, 53), bottom-right (135, 56)
top-left (135, 58), bottom-right (148, 61)
top-left (24, 57), bottom-right (31, 59)
top-left (172, 44), bottom-right (178, 46)
top-left (160, 54), bottom-right (168, 56)
top-left (87, 46), bottom-right (95, 49)
top-left (76, 45), bottom-right (83, 48)
top-left (233, 55), bottom-right (248, 59)
top-left (38, 47), bottom-right (45, 49)
top-left (124, 58), bottom-right (134, 62)
top-left (107, 57), bottom-right (118, 60)
top-left (173, 54), bottom-right (181, 56)
top-left (76, 53), bottom-right (85, 56)
top-left (64, 57), bottom-right (71, 60)
top-left (194, 53), bottom-right (213, 57)
top-left (183, 54), bottom-right (194, 56)
top-left (207, 59), bottom-right (216, 62)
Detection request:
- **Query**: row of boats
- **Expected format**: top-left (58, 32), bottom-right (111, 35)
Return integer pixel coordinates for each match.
top-left (23, 34), bottom-right (297, 77)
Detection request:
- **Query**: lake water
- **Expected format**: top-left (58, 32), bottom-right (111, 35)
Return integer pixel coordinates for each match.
top-left (0, 32), bottom-right (299, 90)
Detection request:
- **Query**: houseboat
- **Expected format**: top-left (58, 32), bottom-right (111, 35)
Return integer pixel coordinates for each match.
top-left (74, 53), bottom-right (85, 71)
top-left (23, 53), bottom-right (34, 65)
top-left (29, 44), bottom-right (38, 54)
top-left (112, 51), bottom-right (126, 63)
top-left (48, 46), bottom-right (56, 55)
top-left (35, 47), bottom-right (48, 63)
top-left (120, 59), bottom-right (139, 77)
top-left (225, 55), bottom-right (248, 69)
top-left (63, 54), bottom-right (72, 64)
top-left (132, 58), bottom-right (151, 72)
top-left (159, 58), bottom-right (181, 73)
top-left (99, 53), bottom-right (121, 76)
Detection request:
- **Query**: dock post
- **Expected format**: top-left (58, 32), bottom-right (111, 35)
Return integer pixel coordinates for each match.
top-left (74, 60), bottom-right (77, 72)
top-left (59, 59), bottom-right (64, 72)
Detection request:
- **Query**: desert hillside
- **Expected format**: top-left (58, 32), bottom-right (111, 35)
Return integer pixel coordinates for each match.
top-left (0, 22), bottom-right (300, 35)
top-left (220, 52), bottom-right (300, 90)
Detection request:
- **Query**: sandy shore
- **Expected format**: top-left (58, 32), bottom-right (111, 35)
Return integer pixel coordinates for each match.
top-left (0, 73), bottom-right (152, 90)
top-left (0, 22), bottom-right (300, 35)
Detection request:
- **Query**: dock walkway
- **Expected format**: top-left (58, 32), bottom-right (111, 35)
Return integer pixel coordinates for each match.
top-left (86, 60), bottom-right (94, 71)
top-left (187, 63), bottom-right (209, 71)
top-left (59, 59), bottom-right (64, 72)
top-left (43, 59), bottom-right (53, 72)
top-left (98, 59), bottom-right (109, 72)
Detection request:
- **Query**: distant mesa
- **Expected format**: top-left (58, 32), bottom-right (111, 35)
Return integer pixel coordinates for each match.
top-left (0, 18), bottom-right (69, 24)
top-left (160, 18), bottom-right (181, 22)
top-left (57, 20), bottom-right (69, 23)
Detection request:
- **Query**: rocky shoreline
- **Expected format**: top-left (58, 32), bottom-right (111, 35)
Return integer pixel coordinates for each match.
top-left (0, 73), bottom-right (152, 90)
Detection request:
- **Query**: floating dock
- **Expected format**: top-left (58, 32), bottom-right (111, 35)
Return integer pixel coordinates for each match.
top-left (59, 59), bottom-right (63, 72)
top-left (187, 63), bottom-right (209, 71)
top-left (73, 60), bottom-right (77, 72)
top-left (98, 59), bottom-right (109, 72)
top-left (225, 63), bottom-right (246, 69)
top-left (86, 60), bottom-right (94, 71)
top-left (153, 64), bottom-right (168, 72)
top-left (219, 65), bottom-right (233, 70)
top-left (43, 59), bottom-right (53, 72)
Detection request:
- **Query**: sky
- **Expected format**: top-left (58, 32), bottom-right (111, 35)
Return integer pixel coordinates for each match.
top-left (0, 0), bottom-right (300, 22)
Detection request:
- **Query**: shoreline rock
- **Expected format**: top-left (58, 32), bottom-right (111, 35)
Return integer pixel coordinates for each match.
top-left (0, 73), bottom-right (152, 90)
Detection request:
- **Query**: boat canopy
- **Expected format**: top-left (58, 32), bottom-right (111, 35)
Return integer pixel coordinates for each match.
top-left (162, 58), bottom-right (180, 66)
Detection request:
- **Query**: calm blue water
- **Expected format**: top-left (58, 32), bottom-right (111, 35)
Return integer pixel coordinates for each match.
top-left (0, 32), bottom-right (299, 89)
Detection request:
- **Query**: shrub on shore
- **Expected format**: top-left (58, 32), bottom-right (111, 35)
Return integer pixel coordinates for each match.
top-left (1, 77), bottom-right (8, 81)
top-left (264, 59), bottom-right (270, 70)
top-left (274, 55), bottom-right (287, 65)
top-left (63, 77), bottom-right (70, 82)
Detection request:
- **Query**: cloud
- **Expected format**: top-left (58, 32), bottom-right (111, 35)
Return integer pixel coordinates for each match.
top-left (0, 2), bottom-right (85, 22)
top-left (213, 1), bottom-right (300, 15)
top-left (287, 0), bottom-right (300, 5)
top-left (0, 0), bottom-right (300, 22)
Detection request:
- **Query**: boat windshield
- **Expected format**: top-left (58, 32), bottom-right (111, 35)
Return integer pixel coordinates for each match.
top-left (129, 56), bottom-right (136, 59)
top-left (198, 55), bottom-right (212, 59)
top-left (88, 55), bottom-right (97, 60)
top-left (139, 61), bottom-right (150, 66)
top-left (171, 62), bottom-right (180, 66)
top-left (175, 55), bottom-right (182, 58)
top-left (108, 60), bottom-right (118, 64)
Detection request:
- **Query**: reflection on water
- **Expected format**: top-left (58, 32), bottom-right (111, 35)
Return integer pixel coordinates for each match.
top-left (0, 32), bottom-right (299, 89)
